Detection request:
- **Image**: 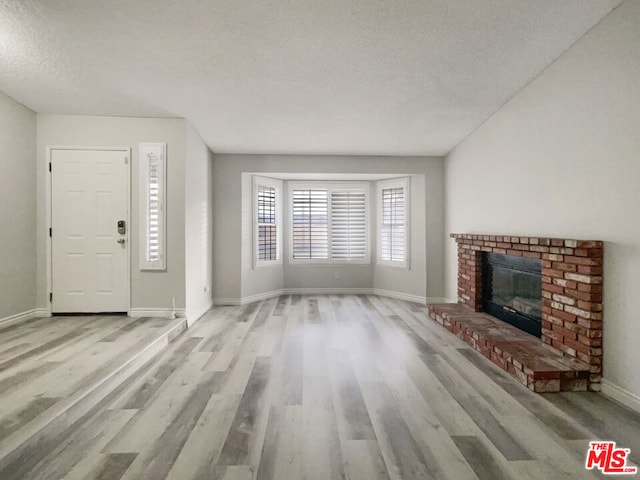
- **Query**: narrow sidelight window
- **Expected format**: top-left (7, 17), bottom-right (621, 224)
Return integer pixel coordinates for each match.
top-left (257, 185), bottom-right (277, 261)
top-left (254, 176), bottom-right (281, 267)
top-left (139, 143), bottom-right (166, 270)
top-left (378, 178), bottom-right (409, 267)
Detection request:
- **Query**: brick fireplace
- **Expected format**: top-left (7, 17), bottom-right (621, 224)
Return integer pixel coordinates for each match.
top-left (428, 234), bottom-right (603, 392)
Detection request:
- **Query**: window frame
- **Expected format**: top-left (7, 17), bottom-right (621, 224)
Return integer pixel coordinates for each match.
top-left (288, 181), bottom-right (370, 265)
top-left (377, 177), bottom-right (410, 269)
top-left (139, 142), bottom-right (166, 271)
top-left (253, 175), bottom-right (282, 268)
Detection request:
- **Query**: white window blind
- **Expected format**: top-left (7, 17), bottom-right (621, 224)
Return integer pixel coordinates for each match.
top-left (292, 189), bottom-right (328, 259)
top-left (257, 185), bottom-right (277, 261)
top-left (379, 179), bottom-right (408, 266)
top-left (139, 143), bottom-right (166, 270)
top-left (330, 190), bottom-right (367, 260)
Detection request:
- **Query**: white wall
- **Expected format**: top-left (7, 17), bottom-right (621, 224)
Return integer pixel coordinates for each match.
top-left (37, 114), bottom-right (187, 311)
top-left (445, 0), bottom-right (640, 404)
top-left (373, 174), bottom-right (428, 300)
top-left (185, 123), bottom-right (214, 322)
top-left (0, 92), bottom-right (37, 320)
top-left (240, 174), bottom-right (285, 300)
top-left (213, 154), bottom-right (444, 303)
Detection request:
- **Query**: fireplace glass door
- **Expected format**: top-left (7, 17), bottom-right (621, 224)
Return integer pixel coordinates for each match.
top-left (482, 253), bottom-right (542, 337)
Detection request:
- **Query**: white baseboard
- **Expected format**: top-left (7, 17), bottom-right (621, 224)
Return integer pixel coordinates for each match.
top-left (373, 289), bottom-right (426, 304)
top-left (34, 308), bottom-right (50, 317)
top-left (213, 290), bottom-right (285, 306)
top-left (128, 308), bottom-right (187, 319)
top-left (186, 299), bottom-right (214, 327)
top-left (0, 309), bottom-right (42, 328)
top-left (286, 287), bottom-right (372, 296)
top-left (212, 297), bottom-right (242, 306)
top-left (424, 297), bottom-right (448, 304)
top-left (601, 379), bottom-right (640, 414)
top-left (213, 288), bottom-right (428, 306)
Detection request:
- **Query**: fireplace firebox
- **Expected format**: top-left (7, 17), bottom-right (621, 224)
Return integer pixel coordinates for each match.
top-left (482, 253), bottom-right (542, 337)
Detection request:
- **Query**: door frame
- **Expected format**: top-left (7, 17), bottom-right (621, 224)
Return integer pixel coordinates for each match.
top-left (46, 146), bottom-right (132, 315)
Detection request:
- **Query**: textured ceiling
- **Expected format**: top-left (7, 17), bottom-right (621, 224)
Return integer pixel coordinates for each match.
top-left (0, 0), bottom-right (622, 155)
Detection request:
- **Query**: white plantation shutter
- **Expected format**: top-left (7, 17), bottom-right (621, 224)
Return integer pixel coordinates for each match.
top-left (331, 190), bottom-right (366, 260)
top-left (292, 189), bottom-right (328, 259)
top-left (147, 160), bottom-right (161, 262)
top-left (257, 185), bottom-right (277, 260)
top-left (379, 178), bottom-right (408, 266)
top-left (139, 143), bottom-right (166, 270)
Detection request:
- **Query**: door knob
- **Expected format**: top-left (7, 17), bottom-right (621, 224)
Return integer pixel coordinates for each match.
top-left (117, 238), bottom-right (126, 245)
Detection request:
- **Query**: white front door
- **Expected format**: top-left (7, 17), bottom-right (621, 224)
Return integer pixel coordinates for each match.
top-left (51, 149), bottom-right (129, 313)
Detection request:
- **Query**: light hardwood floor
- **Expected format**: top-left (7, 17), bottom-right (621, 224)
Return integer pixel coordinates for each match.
top-left (2, 295), bottom-right (639, 479)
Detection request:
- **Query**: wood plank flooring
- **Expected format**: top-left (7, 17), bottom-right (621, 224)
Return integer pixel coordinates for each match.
top-left (2, 295), bottom-right (640, 479)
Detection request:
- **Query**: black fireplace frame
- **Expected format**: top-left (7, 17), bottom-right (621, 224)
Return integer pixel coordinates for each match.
top-left (482, 252), bottom-right (542, 338)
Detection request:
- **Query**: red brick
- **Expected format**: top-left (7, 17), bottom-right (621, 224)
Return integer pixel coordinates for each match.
top-left (587, 248), bottom-right (603, 258)
top-left (577, 265), bottom-right (603, 275)
top-left (551, 324), bottom-right (577, 340)
top-left (565, 289), bottom-right (602, 303)
top-left (577, 283), bottom-right (603, 294)
top-left (529, 245), bottom-right (550, 253)
top-left (565, 305), bottom-right (601, 320)
top-left (490, 351), bottom-right (508, 370)
top-left (577, 300), bottom-right (603, 312)
top-left (564, 256), bottom-right (603, 266)
top-left (564, 338), bottom-right (590, 355)
top-left (545, 269), bottom-right (566, 279)
top-left (576, 317), bottom-right (603, 330)
top-left (552, 262), bottom-right (578, 273)
top-left (546, 315), bottom-right (564, 326)
top-left (577, 240), bottom-right (603, 249)
top-left (578, 334), bottom-right (602, 347)
top-left (552, 293), bottom-right (575, 306)
top-left (588, 329), bottom-right (603, 339)
top-left (563, 322), bottom-right (588, 336)
top-left (545, 284), bottom-right (565, 295)
top-left (565, 273), bottom-right (603, 285)
top-left (552, 278), bottom-right (578, 289)
top-left (531, 379), bottom-right (560, 393)
top-left (553, 340), bottom-right (577, 357)
top-left (576, 352), bottom-right (590, 364)
top-left (551, 308), bottom-right (577, 323)
top-left (542, 327), bottom-right (563, 341)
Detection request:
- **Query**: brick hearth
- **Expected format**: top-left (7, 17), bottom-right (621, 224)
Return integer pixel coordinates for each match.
top-left (428, 303), bottom-right (589, 392)
top-left (429, 233), bottom-right (603, 392)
